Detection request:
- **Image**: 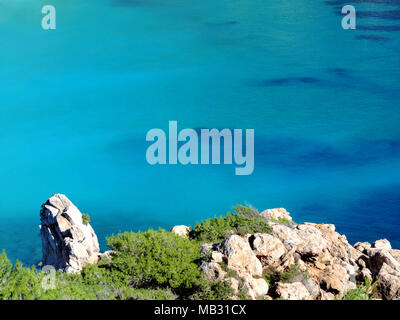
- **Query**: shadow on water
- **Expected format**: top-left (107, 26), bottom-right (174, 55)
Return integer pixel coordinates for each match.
top-left (254, 136), bottom-right (400, 171)
top-left (254, 77), bottom-right (321, 87)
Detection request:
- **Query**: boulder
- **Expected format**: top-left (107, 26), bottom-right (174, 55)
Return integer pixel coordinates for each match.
top-left (319, 264), bottom-right (349, 294)
top-left (375, 263), bottom-right (400, 300)
top-left (222, 235), bottom-right (263, 277)
top-left (294, 224), bottom-right (331, 262)
top-left (211, 251), bottom-right (224, 263)
top-left (275, 282), bottom-right (310, 300)
top-left (241, 275), bottom-right (269, 300)
top-left (373, 239), bottom-right (392, 251)
top-left (390, 250), bottom-right (400, 264)
top-left (367, 248), bottom-right (400, 274)
top-left (170, 225), bottom-right (190, 238)
top-left (40, 194), bottom-right (100, 273)
top-left (319, 290), bottom-right (335, 300)
top-left (271, 224), bottom-right (301, 248)
top-left (354, 242), bottom-right (371, 254)
top-left (260, 208), bottom-right (292, 221)
top-left (251, 233), bottom-right (286, 266)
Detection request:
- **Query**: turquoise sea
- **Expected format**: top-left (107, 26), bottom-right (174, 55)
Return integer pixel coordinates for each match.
top-left (0, 0), bottom-right (399, 265)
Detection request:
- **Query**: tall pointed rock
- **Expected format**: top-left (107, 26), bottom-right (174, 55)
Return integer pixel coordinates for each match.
top-left (40, 194), bottom-right (100, 273)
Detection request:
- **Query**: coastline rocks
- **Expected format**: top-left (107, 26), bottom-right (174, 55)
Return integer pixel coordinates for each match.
top-left (36, 198), bottom-right (400, 300)
top-left (170, 225), bottom-right (190, 238)
top-left (40, 194), bottom-right (100, 273)
top-left (198, 207), bottom-right (385, 299)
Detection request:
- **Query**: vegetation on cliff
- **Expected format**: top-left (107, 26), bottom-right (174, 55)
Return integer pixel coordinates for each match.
top-left (189, 205), bottom-right (272, 243)
top-left (1, 206), bottom-right (262, 300)
top-left (0, 204), bottom-right (386, 300)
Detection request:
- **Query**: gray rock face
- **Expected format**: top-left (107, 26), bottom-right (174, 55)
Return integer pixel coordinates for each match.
top-left (40, 194), bottom-right (100, 273)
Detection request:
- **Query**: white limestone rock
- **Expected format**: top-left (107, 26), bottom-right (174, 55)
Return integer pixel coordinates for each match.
top-left (40, 194), bottom-right (100, 273)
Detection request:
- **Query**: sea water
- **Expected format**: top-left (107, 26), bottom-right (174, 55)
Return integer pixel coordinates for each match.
top-left (0, 0), bottom-right (399, 265)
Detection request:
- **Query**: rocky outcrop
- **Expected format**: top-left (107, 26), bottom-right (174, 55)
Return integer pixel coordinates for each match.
top-left (40, 194), bottom-right (100, 273)
top-left (373, 239), bottom-right (392, 251)
top-left (199, 207), bottom-right (400, 300)
top-left (375, 263), bottom-right (400, 300)
top-left (364, 245), bottom-right (400, 300)
top-left (37, 196), bottom-right (399, 300)
top-left (222, 235), bottom-right (263, 277)
top-left (251, 233), bottom-right (286, 267)
top-left (170, 225), bottom-right (190, 238)
top-left (260, 208), bottom-right (292, 222)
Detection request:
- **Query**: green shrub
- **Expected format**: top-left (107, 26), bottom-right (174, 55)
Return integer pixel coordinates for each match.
top-left (188, 276), bottom-right (233, 300)
top-left (190, 205), bottom-right (272, 243)
top-left (82, 213), bottom-right (90, 225)
top-left (0, 226), bottom-right (238, 300)
top-left (106, 229), bottom-right (202, 293)
top-left (270, 218), bottom-right (296, 226)
top-left (238, 288), bottom-right (250, 300)
top-left (117, 287), bottom-right (177, 300)
top-left (342, 278), bottom-right (376, 300)
top-left (0, 251), bottom-right (42, 300)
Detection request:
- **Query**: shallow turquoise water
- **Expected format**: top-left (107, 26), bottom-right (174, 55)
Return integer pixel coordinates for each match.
top-left (0, 0), bottom-right (399, 265)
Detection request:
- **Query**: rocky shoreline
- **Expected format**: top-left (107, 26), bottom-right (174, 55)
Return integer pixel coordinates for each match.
top-left (39, 194), bottom-right (400, 300)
